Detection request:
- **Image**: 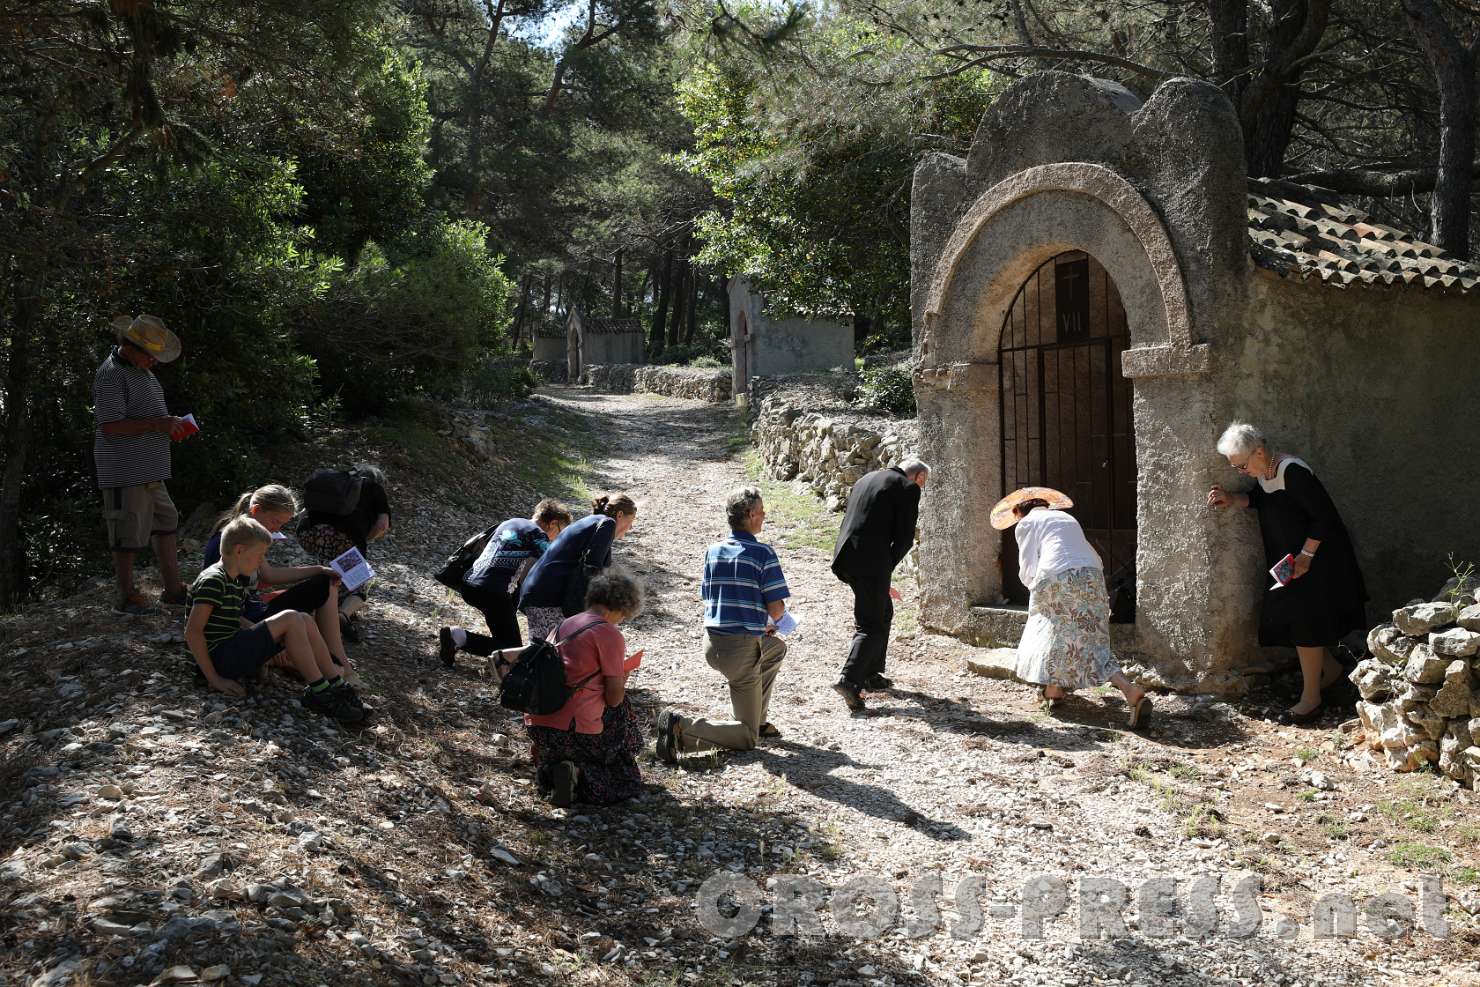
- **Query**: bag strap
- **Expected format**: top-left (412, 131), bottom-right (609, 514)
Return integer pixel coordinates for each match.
top-left (551, 617), bottom-right (608, 690)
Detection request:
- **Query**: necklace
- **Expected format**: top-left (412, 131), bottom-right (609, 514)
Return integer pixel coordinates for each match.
top-left (1263, 452), bottom-right (1280, 481)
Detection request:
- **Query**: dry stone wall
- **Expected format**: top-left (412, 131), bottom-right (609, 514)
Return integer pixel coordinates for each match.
top-left (750, 378), bottom-right (920, 512)
top-left (583, 364), bottom-right (732, 403)
top-left (1350, 579), bottom-right (1480, 786)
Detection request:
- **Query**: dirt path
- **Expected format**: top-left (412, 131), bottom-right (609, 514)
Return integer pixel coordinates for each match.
top-left (0, 388), bottom-right (1474, 987)
top-left (541, 388), bottom-right (1478, 987)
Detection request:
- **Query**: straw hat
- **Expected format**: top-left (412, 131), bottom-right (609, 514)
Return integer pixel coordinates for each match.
top-left (989, 486), bottom-right (1073, 530)
top-left (111, 314), bottom-right (181, 363)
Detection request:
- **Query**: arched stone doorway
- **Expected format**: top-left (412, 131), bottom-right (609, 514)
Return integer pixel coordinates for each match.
top-left (997, 251), bottom-right (1136, 620)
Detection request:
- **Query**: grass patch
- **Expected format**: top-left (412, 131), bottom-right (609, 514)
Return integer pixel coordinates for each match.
top-left (1452, 866), bottom-right (1480, 887)
top-left (1167, 761), bottom-right (1202, 782)
top-left (1317, 813), bottom-right (1348, 842)
top-left (1387, 841), bottom-right (1452, 871)
top-left (1294, 747), bottom-right (1319, 764)
top-left (724, 413), bottom-right (752, 459)
top-left (1183, 803), bottom-right (1224, 840)
top-left (742, 451), bottom-right (838, 555)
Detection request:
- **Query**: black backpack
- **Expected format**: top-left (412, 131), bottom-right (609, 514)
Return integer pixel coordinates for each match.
top-left (434, 522), bottom-right (500, 590)
top-left (303, 468), bottom-right (364, 516)
top-left (499, 619), bottom-right (605, 715)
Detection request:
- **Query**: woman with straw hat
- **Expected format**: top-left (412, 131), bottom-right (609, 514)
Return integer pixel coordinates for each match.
top-left (991, 487), bottom-right (1153, 729)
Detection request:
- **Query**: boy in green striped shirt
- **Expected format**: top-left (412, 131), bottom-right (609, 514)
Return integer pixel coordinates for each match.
top-left (186, 516), bottom-right (364, 723)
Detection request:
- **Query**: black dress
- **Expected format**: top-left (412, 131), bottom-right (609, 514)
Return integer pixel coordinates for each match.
top-left (1247, 458), bottom-right (1368, 648)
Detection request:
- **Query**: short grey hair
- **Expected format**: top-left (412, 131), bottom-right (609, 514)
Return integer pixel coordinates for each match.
top-left (585, 567), bottom-right (644, 618)
top-left (1216, 421), bottom-right (1265, 458)
top-left (899, 457), bottom-right (930, 480)
top-left (353, 463), bottom-right (386, 487)
top-left (725, 486), bottom-right (764, 530)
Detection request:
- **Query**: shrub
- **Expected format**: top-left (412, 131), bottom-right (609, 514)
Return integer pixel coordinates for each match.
top-left (855, 364), bottom-right (916, 417)
top-left (460, 353), bottom-right (538, 406)
top-left (296, 218), bottom-right (515, 416)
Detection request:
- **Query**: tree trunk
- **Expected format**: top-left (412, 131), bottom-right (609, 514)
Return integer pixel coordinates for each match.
top-left (1224, 0), bottom-right (1331, 177)
top-left (511, 274), bottom-right (532, 350)
top-left (1402, 0), bottom-right (1478, 258)
top-left (0, 282), bottom-right (40, 609)
top-left (667, 255), bottom-right (688, 349)
top-left (651, 251), bottom-right (672, 358)
top-left (683, 266), bottom-right (699, 344)
top-left (612, 249), bottom-right (623, 318)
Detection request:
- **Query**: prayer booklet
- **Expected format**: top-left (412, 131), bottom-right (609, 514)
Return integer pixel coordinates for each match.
top-left (623, 650), bottom-right (644, 674)
top-left (331, 546), bottom-right (375, 592)
top-left (178, 413), bottom-right (200, 438)
top-left (1269, 553), bottom-right (1295, 590)
top-left (773, 611), bottom-right (800, 636)
top-left (270, 531), bottom-right (288, 541)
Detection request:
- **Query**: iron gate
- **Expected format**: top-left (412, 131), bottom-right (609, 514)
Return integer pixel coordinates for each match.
top-left (998, 252), bottom-right (1137, 621)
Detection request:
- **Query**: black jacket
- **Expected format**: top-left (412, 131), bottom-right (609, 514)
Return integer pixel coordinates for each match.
top-left (830, 467), bottom-right (921, 581)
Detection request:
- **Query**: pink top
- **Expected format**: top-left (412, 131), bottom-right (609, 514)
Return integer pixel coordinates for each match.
top-left (523, 612), bottom-right (626, 734)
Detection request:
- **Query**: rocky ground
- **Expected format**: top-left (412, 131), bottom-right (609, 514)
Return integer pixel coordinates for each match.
top-left (2, 388), bottom-right (1478, 987)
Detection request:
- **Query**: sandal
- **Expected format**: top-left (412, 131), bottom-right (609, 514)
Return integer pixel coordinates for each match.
top-left (549, 761), bottom-right (578, 808)
top-left (1128, 694), bottom-right (1154, 730)
top-left (655, 710), bottom-right (681, 765)
top-left (1038, 686), bottom-right (1065, 711)
top-left (758, 722), bottom-right (782, 739)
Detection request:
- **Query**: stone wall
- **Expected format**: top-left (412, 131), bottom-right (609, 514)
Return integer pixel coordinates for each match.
top-left (583, 364), bottom-right (732, 403)
top-left (750, 377), bottom-right (920, 512)
top-left (1350, 580), bottom-right (1480, 786)
top-left (528, 360), bottom-right (566, 384)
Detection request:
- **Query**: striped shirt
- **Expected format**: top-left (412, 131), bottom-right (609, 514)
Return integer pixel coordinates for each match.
top-left (93, 348), bottom-right (171, 488)
top-left (702, 530), bottom-right (790, 635)
top-left (188, 562), bottom-right (252, 653)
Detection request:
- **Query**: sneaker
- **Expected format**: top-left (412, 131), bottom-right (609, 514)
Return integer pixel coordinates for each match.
top-left (549, 761), bottom-right (578, 808)
top-left (334, 683), bottom-right (366, 715)
top-left (655, 710), bottom-right (681, 765)
top-left (832, 678), bottom-right (866, 712)
top-left (115, 592), bottom-right (159, 616)
top-left (863, 673), bottom-right (893, 691)
top-left (303, 686), bottom-right (366, 724)
top-left (438, 627), bottom-right (457, 668)
top-left (340, 613), bottom-right (362, 644)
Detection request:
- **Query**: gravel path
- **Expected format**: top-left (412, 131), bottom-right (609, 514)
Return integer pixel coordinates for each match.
top-left (543, 388), bottom-right (1478, 987)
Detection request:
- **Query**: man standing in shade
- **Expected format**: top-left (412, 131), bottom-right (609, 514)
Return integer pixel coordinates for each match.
top-left (93, 314), bottom-right (193, 614)
top-left (830, 458), bottom-right (929, 711)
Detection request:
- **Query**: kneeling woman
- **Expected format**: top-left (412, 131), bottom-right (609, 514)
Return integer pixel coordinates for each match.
top-left (992, 487), bottom-right (1152, 729)
top-left (524, 569), bottom-right (646, 808)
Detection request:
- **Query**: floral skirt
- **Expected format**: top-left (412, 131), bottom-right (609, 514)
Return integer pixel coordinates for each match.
top-left (1015, 566), bottom-right (1121, 690)
top-left (298, 524), bottom-right (369, 600)
top-left (527, 698), bottom-right (644, 805)
top-left (523, 606), bottom-right (564, 643)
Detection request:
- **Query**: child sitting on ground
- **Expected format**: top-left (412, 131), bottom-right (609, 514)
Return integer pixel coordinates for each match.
top-left (206, 484), bottom-right (356, 682)
top-left (186, 516), bottom-right (365, 723)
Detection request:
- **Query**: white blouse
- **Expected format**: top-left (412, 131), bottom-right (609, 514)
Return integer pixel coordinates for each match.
top-left (1256, 455), bottom-right (1312, 494)
top-left (1015, 509), bottom-right (1102, 590)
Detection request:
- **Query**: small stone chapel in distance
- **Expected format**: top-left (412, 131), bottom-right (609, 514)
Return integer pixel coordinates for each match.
top-left (910, 72), bottom-right (1480, 694)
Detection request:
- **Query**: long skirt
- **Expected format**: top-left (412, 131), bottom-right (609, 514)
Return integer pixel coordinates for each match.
top-left (527, 698), bottom-right (644, 805)
top-left (1014, 566), bottom-right (1121, 690)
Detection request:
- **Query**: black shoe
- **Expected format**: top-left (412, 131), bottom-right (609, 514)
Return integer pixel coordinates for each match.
top-left (655, 710), bottom-right (681, 765)
top-left (303, 686), bottom-right (366, 724)
top-left (832, 678), bottom-right (866, 712)
top-left (438, 627), bottom-right (458, 668)
top-left (1277, 702), bottom-right (1323, 726)
top-left (549, 761), bottom-right (578, 808)
top-left (334, 683), bottom-right (366, 715)
top-left (863, 674), bottom-right (893, 691)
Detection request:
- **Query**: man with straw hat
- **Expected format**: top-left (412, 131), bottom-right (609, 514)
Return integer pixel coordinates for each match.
top-left (992, 486), bottom-right (1152, 730)
top-left (94, 314), bottom-right (192, 615)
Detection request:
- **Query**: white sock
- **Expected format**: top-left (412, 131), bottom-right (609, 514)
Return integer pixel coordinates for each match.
top-left (450, 627), bottom-right (468, 647)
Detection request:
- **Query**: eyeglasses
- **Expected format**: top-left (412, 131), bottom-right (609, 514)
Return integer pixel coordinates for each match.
top-left (1230, 452), bottom-right (1263, 473)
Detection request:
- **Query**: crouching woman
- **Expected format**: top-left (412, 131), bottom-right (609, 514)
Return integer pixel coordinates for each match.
top-left (523, 569), bottom-right (646, 808)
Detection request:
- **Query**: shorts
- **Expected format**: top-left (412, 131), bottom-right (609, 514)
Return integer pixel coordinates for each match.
top-left (209, 623), bottom-right (282, 679)
top-left (101, 482), bottom-right (178, 551)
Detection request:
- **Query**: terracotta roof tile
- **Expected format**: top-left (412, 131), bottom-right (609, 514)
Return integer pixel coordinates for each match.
top-left (1246, 177), bottom-right (1480, 293)
top-left (570, 311), bottom-right (644, 335)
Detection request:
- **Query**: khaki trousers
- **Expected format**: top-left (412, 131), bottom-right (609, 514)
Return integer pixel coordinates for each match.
top-left (681, 631), bottom-right (787, 752)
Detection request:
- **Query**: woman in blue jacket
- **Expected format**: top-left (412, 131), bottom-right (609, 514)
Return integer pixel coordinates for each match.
top-left (519, 494), bottom-right (638, 642)
top-left (438, 499), bottom-right (572, 667)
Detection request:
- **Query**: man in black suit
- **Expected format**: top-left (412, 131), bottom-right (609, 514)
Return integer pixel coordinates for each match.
top-left (830, 458), bottom-right (929, 711)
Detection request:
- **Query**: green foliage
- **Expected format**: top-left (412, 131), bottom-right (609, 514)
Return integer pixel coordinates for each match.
top-left (296, 219), bottom-right (516, 416)
top-left (854, 365), bottom-right (916, 417)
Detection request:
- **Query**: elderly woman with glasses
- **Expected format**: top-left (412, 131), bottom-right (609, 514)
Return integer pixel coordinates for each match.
top-left (1207, 422), bottom-right (1368, 724)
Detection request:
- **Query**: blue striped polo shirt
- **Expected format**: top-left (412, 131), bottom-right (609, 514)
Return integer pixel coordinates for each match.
top-left (702, 530), bottom-right (790, 635)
